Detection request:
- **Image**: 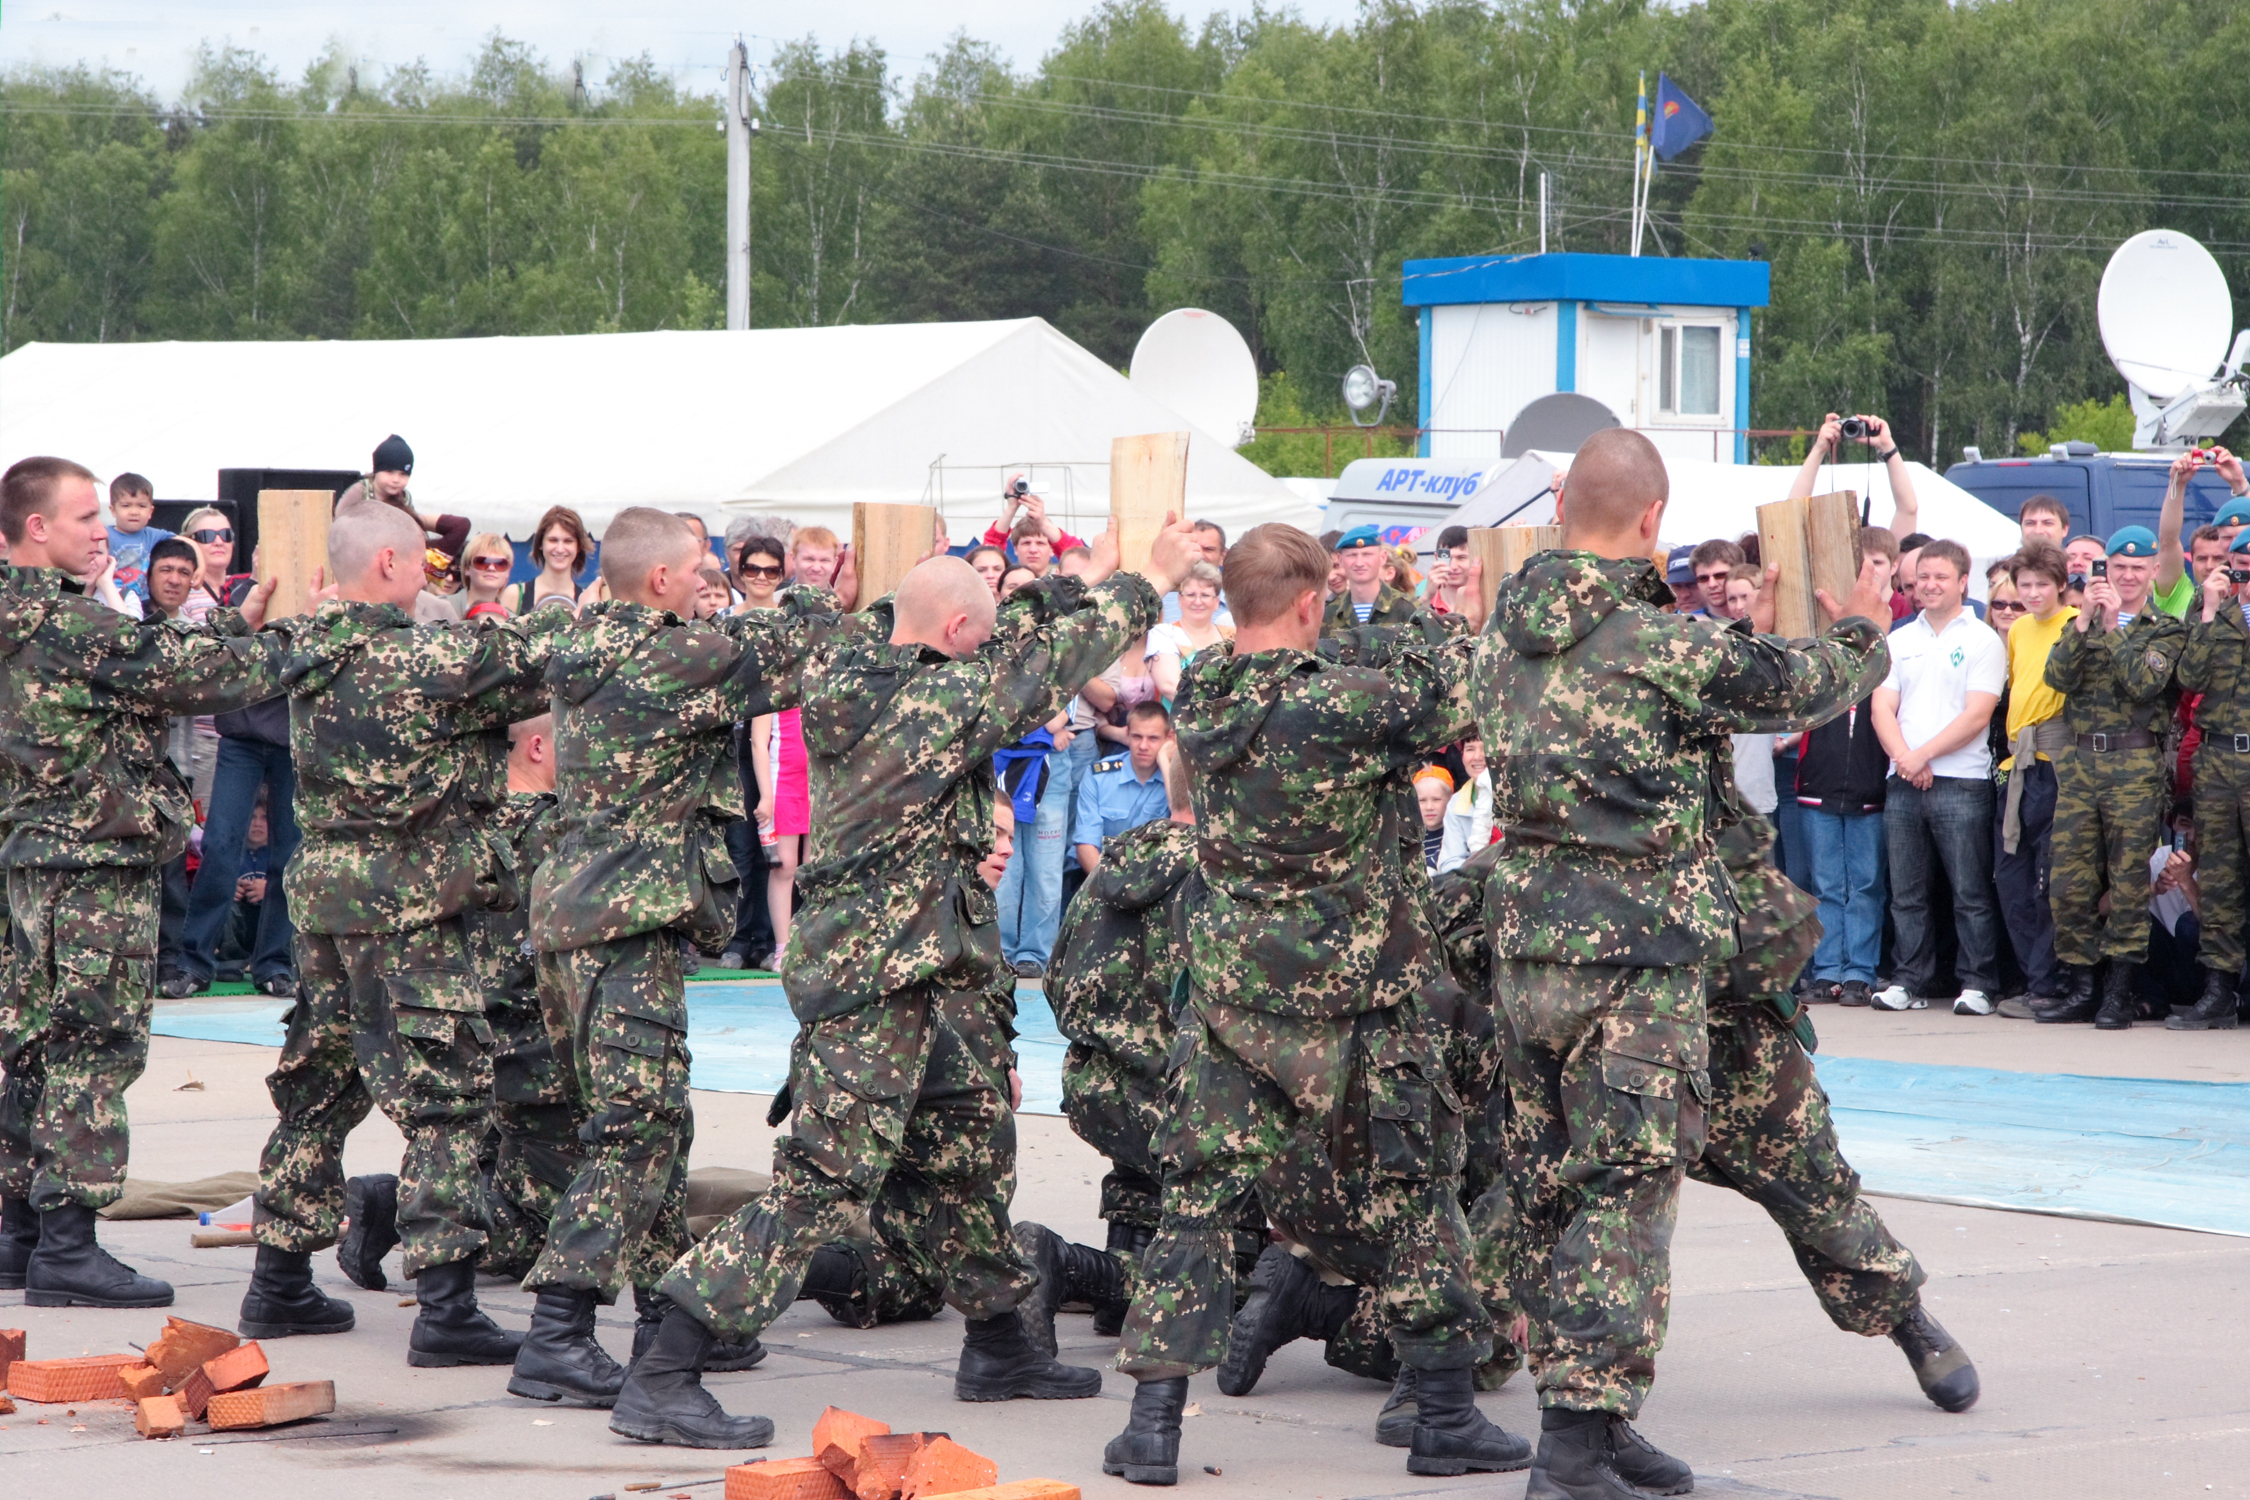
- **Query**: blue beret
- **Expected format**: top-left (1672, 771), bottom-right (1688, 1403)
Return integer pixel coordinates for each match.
top-left (1665, 543), bottom-right (1697, 586)
top-left (2216, 498), bottom-right (2250, 528)
top-left (2230, 530), bottom-right (2250, 554)
top-left (1336, 525), bottom-right (1381, 551)
top-left (2106, 525), bottom-right (2158, 558)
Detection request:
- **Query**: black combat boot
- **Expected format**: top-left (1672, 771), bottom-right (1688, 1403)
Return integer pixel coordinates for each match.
top-left (1217, 1243), bottom-right (1353, 1397)
top-left (1524, 1409), bottom-right (1682, 1500)
top-left (1890, 1303), bottom-right (1980, 1412)
top-left (2033, 963), bottom-right (2099, 1024)
top-left (610, 1306), bottom-right (776, 1449)
top-left (1405, 1364), bottom-right (1532, 1477)
top-left (0, 1196), bottom-right (37, 1289)
top-left (1375, 1366), bottom-right (1420, 1447)
top-left (239, 1245), bottom-right (357, 1336)
top-left (2094, 960), bottom-right (2137, 1030)
top-left (633, 1285), bottom-right (766, 1371)
top-left (1093, 1221), bottom-right (1151, 1337)
top-left (954, 1307), bottom-right (1104, 1400)
top-left (2168, 969), bottom-right (2241, 1031)
top-left (1012, 1221), bottom-right (1127, 1357)
top-left (24, 1202), bottom-right (173, 1308)
top-left (336, 1174), bottom-right (401, 1290)
top-left (798, 1240), bottom-right (878, 1328)
top-left (509, 1287), bottom-right (626, 1406)
top-left (406, 1257), bottom-right (523, 1367)
top-left (1103, 1375), bottom-right (1188, 1486)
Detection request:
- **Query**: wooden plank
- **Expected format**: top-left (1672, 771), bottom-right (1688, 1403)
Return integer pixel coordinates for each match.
top-left (1466, 525), bottom-right (1562, 615)
top-left (256, 490), bottom-right (334, 620)
top-left (1755, 496), bottom-right (1815, 638)
top-left (1110, 431), bottom-right (1190, 576)
top-left (1805, 490), bottom-right (1864, 625)
top-left (852, 503), bottom-right (939, 606)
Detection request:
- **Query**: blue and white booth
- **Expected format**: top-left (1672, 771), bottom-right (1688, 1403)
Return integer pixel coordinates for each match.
top-left (1402, 252), bottom-right (1771, 465)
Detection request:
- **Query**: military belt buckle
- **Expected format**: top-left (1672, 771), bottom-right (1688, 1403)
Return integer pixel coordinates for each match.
top-left (2233, 735), bottom-right (2250, 753)
top-left (2088, 733), bottom-right (2112, 752)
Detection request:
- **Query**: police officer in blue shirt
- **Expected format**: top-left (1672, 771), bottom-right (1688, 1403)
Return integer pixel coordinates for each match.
top-left (1074, 702), bottom-right (1175, 874)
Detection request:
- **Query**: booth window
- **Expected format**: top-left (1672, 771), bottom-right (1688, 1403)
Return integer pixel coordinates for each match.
top-left (1658, 323), bottom-right (1724, 417)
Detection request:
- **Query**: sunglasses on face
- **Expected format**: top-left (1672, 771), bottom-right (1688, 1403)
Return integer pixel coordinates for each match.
top-left (1695, 570), bottom-right (1730, 585)
top-left (740, 563), bottom-right (783, 580)
top-left (189, 528), bottom-right (234, 544)
top-left (469, 557), bottom-right (513, 571)
top-left (1989, 600), bottom-right (2025, 613)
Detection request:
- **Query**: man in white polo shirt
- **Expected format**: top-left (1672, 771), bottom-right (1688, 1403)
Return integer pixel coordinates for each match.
top-left (1870, 539), bottom-right (2008, 1014)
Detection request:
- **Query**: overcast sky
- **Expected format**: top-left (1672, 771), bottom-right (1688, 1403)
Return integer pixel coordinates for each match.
top-left (0, 1), bottom-right (1361, 101)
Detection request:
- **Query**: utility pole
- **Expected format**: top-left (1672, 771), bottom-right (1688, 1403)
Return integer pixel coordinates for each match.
top-left (725, 39), bottom-right (754, 331)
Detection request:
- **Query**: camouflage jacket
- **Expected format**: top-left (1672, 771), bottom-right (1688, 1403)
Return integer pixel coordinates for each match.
top-left (2178, 604), bottom-right (2250, 740)
top-left (1045, 816), bottom-right (1198, 1083)
top-left (1319, 582), bottom-right (1423, 638)
top-left (1473, 551), bottom-right (1886, 969)
top-left (1174, 614), bottom-right (1476, 1020)
top-left (284, 600), bottom-right (567, 935)
top-left (786, 571), bottom-right (1160, 1023)
top-left (0, 566), bottom-right (287, 871)
top-left (2047, 608), bottom-right (2186, 738)
top-left (470, 789), bottom-right (560, 999)
top-left (532, 590), bottom-right (843, 954)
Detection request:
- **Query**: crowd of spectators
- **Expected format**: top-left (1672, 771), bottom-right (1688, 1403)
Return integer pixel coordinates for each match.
top-left (90, 422), bottom-right (2250, 1032)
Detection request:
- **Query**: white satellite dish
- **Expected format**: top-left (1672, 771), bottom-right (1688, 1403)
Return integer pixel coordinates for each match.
top-left (2097, 229), bottom-right (2250, 448)
top-left (1130, 308), bottom-right (1260, 448)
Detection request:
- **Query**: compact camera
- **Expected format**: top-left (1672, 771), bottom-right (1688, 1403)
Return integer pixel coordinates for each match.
top-left (2091, 559), bottom-right (2109, 578)
top-left (1838, 416), bottom-right (1874, 441)
top-left (2229, 569), bottom-right (2250, 585)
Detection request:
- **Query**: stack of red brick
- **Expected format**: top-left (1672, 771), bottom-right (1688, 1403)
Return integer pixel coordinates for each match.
top-left (0, 1318), bottom-right (335, 1438)
top-left (726, 1406), bottom-right (1078, 1500)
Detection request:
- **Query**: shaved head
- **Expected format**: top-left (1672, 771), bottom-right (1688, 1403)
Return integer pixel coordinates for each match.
top-left (328, 499), bottom-right (427, 592)
top-left (1559, 428), bottom-right (1670, 542)
top-left (893, 555), bottom-right (998, 658)
top-left (601, 506), bottom-right (700, 603)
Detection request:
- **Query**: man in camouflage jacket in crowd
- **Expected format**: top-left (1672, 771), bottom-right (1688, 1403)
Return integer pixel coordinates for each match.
top-left (0, 456), bottom-right (290, 1310)
top-left (1473, 428), bottom-right (1892, 1500)
top-left (506, 509), bottom-right (840, 1410)
top-left (1105, 522), bottom-right (1525, 1488)
top-left (238, 500), bottom-right (567, 1361)
top-left (610, 520), bottom-right (1201, 1452)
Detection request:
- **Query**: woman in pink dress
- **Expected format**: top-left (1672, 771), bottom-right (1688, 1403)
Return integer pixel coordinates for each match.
top-left (742, 535), bottom-right (810, 968)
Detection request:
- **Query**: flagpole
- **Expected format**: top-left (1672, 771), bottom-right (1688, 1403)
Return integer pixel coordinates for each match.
top-left (1632, 71), bottom-right (1649, 257)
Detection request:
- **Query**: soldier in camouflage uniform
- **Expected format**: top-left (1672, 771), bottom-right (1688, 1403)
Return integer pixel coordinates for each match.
top-left (507, 510), bottom-right (837, 1410)
top-left (0, 456), bottom-right (290, 1309)
top-left (1106, 522), bottom-right (1525, 1487)
top-left (1474, 428), bottom-right (1892, 1500)
top-left (615, 524), bottom-right (1202, 1451)
top-left (238, 501), bottom-right (566, 1359)
top-left (2036, 525), bottom-right (2185, 1029)
top-left (2170, 538), bottom-right (2250, 1030)
top-left (1319, 525), bottom-right (1425, 638)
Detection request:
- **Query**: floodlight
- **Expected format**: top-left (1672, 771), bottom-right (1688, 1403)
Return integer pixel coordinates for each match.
top-left (1342, 364), bottom-right (1396, 427)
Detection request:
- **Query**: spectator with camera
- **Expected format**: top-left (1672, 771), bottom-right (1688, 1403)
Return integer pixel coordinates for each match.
top-left (2033, 527), bottom-right (2187, 1028)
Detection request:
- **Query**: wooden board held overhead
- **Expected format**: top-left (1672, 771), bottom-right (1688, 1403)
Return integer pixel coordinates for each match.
top-left (852, 503), bottom-right (939, 606)
top-left (1755, 491), bottom-right (1860, 638)
top-left (257, 491), bottom-right (334, 621)
top-left (1111, 432), bottom-right (1190, 577)
top-left (1466, 525), bottom-right (1563, 615)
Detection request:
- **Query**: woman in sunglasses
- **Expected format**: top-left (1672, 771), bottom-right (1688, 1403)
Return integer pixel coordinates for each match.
top-left (740, 536), bottom-right (807, 968)
top-left (175, 507), bottom-right (248, 626)
top-left (459, 531), bottom-right (518, 616)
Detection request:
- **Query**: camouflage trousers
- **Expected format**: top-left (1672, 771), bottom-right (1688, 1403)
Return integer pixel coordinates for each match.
top-left (524, 930), bottom-right (697, 1301)
top-left (472, 925), bottom-right (587, 1281)
top-left (1691, 1002), bottom-right (1924, 1334)
top-left (661, 985), bottom-right (1026, 1343)
top-left (2193, 747), bottom-right (2250, 976)
top-left (253, 917), bottom-right (495, 1275)
top-left (2051, 745), bottom-right (2166, 966)
top-left (1118, 990), bottom-right (1492, 1381)
top-left (0, 864), bottom-right (159, 1211)
top-left (1497, 959), bottom-right (1707, 1417)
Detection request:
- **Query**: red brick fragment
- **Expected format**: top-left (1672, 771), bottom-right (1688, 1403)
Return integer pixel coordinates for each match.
top-left (118, 1363), bottom-right (167, 1401)
top-left (900, 1437), bottom-right (998, 1500)
top-left (7, 1354), bottom-right (139, 1403)
top-left (727, 1457), bottom-right (854, 1500)
top-left (206, 1379), bottom-right (335, 1430)
top-left (135, 1395), bottom-right (186, 1438)
top-left (201, 1341), bottom-right (270, 1394)
top-left (812, 1407), bottom-right (891, 1482)
top-left (854, 1433), bottom-right (937, 1500)
top-left (146, 1317), bottom-right (239, 1390)
top-left (0, 1328), bottom-right (23, 1391)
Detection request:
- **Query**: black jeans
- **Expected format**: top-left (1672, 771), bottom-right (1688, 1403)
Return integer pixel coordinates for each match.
top-left (1884, 774), bottom-right (2001, 996)
top-left (1992, 760), bottom-right (2062, 999)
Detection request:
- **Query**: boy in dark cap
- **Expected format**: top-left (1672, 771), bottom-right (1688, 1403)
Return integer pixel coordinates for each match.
top-left (337, 434), bottom-right (470, 566)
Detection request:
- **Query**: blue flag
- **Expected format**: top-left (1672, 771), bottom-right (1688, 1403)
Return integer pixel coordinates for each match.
top-left (1651, 73), bottom-right (1712, 160)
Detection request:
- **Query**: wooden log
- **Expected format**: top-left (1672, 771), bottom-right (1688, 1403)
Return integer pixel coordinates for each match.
top-left (1756, 491), bottom-right (1860, 638)
top-left (1466, 525), bottom-right (1563, 615)
top-left (853, 503), bottom-right (939, 606)
top-left (256, 490), bottom-right (335, 621)
top-left (1111, 431), bottom-right (1190, 576)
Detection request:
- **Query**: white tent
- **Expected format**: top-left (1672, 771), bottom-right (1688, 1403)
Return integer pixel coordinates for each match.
top-left (0, 319), bottom-right (1318, 543)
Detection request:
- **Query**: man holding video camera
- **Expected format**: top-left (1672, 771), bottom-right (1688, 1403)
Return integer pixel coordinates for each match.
top-left (2038, 527), bottom-right (2185, 1029)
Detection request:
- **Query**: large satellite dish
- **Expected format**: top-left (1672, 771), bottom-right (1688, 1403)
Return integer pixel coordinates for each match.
top-left (2099, 230), bottom-right (2233, 402)
top-left (1130, 309), bottom-right (1260, 448)
top-left (1501, 392), bottom-right (1620, 458)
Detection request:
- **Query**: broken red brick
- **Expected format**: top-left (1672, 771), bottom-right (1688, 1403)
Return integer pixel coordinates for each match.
top-left (135, 1395), bottom-right (186, 1439)
top-left (117, 1363), bottom-right (167, 1401)
top-left (201, 1341), bottom-right (269, 1394)
top-left (0, 1328), bottom-right (25, 1391)
top-left (206, 1379), bottom-right (335, 1430)
top-left (727, 1457), bottom-right (854, 1500)
top-left (854, 1433), bottom-right (937, 1500)
top-left (812, 1407), bottom-right (891, 1482)
top-left (899, 1437), bottom-right (998, 1500)
top-left (146, 1317), bottom-right (239, 1390)
top-left (7, 1354), bottom-right (139, 1403)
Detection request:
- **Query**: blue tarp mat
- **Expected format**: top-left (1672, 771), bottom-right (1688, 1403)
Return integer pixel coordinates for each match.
top-left (153, 990), bottom-right (2250, 1236)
